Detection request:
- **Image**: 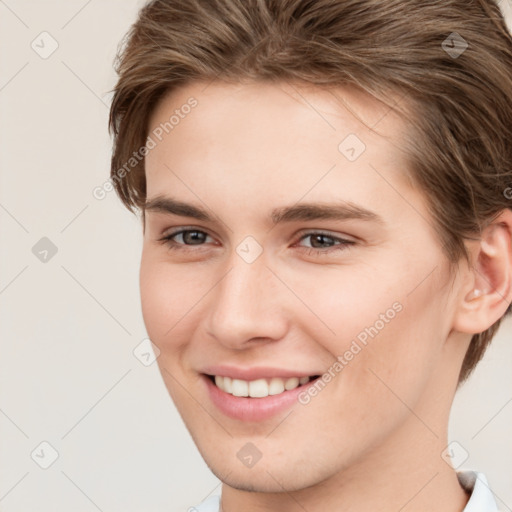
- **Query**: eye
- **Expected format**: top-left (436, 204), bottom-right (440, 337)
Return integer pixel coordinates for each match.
top-left (295, 231), bottom-right (356, 254)
top-left (157, 228), bottom-right (356, 256)
top-left (158, 228), bottom-right (215, 249)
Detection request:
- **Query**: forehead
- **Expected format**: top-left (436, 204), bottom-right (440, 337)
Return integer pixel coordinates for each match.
top-left (144, 79), bottom-right (420, 222)
top-left (148, 79), bottom-right (408, 145)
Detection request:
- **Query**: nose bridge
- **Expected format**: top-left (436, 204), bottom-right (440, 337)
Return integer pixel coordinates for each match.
top-left (205, 250), bottom-right (287, 346)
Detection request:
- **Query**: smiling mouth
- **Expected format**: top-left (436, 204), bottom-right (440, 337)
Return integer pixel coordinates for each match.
top-left (205, 374), bottom-right (321, 398)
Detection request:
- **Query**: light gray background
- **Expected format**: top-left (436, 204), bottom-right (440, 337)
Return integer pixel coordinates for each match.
top-left (1, 1), bottom-right (511, 511)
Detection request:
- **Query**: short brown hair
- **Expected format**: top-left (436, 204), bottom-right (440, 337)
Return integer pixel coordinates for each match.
top-left (108, 0), bottom-right (512, 386)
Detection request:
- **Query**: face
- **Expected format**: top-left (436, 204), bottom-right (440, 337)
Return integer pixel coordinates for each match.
top-left (140, 80), bottom-right (464, 492)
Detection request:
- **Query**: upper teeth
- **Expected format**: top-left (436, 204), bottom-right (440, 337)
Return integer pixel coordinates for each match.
top-left (214, 375), bottom-right (311, 398)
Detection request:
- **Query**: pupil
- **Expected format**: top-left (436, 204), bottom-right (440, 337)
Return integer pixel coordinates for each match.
top-left (311, 234), bottom-right (332, 248)
top-left (184, 231), bottom-right (205, 244)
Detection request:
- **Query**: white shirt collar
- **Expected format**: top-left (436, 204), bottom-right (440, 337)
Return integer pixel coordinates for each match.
top-left (458, 470), bottom-right (499, 512)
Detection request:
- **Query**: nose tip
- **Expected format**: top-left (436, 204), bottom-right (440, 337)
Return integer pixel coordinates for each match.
top-left (204, 258), bottom-right (288, 349)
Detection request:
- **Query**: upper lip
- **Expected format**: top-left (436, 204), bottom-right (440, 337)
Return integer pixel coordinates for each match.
top-left (201, 365), bottom-right (321, 381)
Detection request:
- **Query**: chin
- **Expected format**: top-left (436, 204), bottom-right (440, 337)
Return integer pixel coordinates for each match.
top-left (195, 438), bottom-right (333, 493)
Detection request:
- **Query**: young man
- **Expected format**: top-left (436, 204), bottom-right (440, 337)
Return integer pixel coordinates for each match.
top-left (108, 1), bottom-right (512, 510)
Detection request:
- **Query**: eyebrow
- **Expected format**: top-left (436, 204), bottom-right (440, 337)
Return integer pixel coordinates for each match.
top-left (144, 195), bottom-right (384, 225)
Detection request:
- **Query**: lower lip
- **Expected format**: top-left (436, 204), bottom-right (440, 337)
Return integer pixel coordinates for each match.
top-left (202, 374), bottom-right (319, 422)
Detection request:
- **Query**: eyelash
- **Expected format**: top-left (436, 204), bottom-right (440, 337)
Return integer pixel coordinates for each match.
top-left (157, 228), bottom-right (356, 256)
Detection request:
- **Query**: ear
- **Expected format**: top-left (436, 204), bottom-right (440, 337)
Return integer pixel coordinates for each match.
top-left (453, 209), bottom-right (512, 335)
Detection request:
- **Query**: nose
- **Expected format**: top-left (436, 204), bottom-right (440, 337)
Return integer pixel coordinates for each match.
top-left (204, 252), bottom-right (289, 350)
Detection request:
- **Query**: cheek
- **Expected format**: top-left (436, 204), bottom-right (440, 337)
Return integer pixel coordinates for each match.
top-left (287, 279), bottom-right (446, 457)
top-left (139, 249), bottom-right (199, 345)
top-left (294, 261), bottom-right (447, 399)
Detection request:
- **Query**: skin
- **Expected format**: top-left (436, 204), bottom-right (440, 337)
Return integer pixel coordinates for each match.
top-left (139, 80), bottom-right (512, 512)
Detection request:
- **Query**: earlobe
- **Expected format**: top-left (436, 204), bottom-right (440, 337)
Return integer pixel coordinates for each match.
top-left (453, 209), bottom-right (512, 335)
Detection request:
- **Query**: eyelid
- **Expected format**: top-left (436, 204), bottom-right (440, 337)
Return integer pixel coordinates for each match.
top-left (158, 227), bottom-right (357, 260)
top-left (160, 225), bottom-right (216, 238)
top-left (294, 228), bottom-right (357, 243)
top-left (159, 226), bottom-right (216, 245)
top-left (159, 227), bottom-right (354, 244)
top-left (292, 231), bottom-right (357, 254)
